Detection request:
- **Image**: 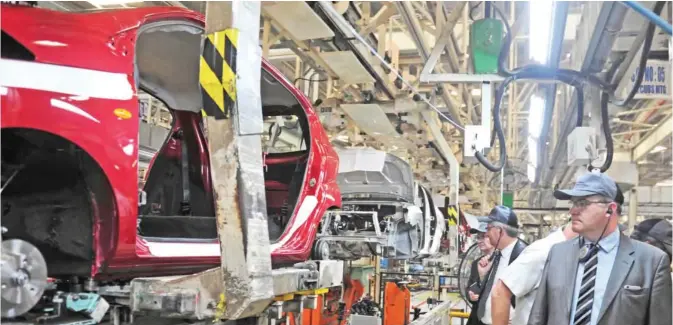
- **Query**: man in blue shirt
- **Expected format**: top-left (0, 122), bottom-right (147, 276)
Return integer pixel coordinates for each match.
top-left (527, 172), bottom-right (671, 325)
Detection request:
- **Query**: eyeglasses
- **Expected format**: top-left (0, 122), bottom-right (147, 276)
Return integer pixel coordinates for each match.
top-left (570, 199), bottom-right (612, 209)
top-left (486, 225), bottom-right (501, 232)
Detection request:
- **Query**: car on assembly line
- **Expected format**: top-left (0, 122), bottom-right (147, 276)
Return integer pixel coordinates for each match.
top-left (0, 3), bottom-right (341, 298)
top-left (318, 148), bottom-right (446, 261)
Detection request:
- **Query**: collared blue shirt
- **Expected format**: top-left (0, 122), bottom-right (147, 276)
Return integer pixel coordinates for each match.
top-left (569, 228), bottom-right (620, 325)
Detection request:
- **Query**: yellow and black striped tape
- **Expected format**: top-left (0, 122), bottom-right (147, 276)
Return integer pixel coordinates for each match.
top-left (200, 29), bottom-right (239, 120)
top-left (447, 206), bottom-right (458, 226)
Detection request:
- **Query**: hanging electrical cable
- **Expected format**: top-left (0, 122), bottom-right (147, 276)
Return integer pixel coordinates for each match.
top-left (472, 1), bottom-right (667, 173)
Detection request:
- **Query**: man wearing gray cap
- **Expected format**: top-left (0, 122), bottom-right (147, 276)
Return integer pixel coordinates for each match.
top-left (471, 205), bottom-right (528, 325)
top-left (527, 172), bottom-right (672, 325)
top-left (466, 221), bottom-right (495, 325)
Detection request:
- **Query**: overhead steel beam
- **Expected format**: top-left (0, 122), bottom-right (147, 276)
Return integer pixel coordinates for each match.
top-left (397, 1), bottom-right (467, 127)
top-left (314, 2), bottom-right (396, 100)
top-left (632, 114), bottom-right (672, 161)
top-left (421, 73), bottom-right (506, 83)
top-left (373, 98), bottom-right (455, 116)
top-left (534, 2), bottom-right (629, 208)
top-left (421, 2), bottom-right (487, 130)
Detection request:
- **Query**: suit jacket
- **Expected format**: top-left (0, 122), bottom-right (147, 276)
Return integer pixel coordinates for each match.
top-left (527, 233), bottom-right (672, 325)
top-left (468, 239), bottom-right (528, 325)
top-left (467, 258), bottom-right (483, 325)
top-left (468, 258), bottom-right (483, 301)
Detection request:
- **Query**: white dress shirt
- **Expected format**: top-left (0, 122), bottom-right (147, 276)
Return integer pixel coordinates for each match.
top-left (481, 240), bottom-right (517, 324)
top-left (499, 229), bottom-right (567, 325)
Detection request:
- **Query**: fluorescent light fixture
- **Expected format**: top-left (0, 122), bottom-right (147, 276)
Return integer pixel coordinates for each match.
top-left (528, 95), bottom-right (545, 138)
top-left (527, 136), bottom-right (538, 167)
top-left (527, 164), bottom-right (536, 182)
top-left (529, 1), bottom-right (555, 64)
top-left (650, 145), bottom-right (667, 153)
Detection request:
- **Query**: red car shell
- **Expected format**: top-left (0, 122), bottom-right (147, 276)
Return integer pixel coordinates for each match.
top-left (0, 5), bottom-right (341, 279)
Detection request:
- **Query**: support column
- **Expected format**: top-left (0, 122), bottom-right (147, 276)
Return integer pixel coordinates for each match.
top-left (201, 1), bottom-right (273, 319)
top-left (628, 188), bottom-right (638, 234)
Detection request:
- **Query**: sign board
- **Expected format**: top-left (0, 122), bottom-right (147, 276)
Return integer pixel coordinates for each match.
top-left (623, 59), bottom-right (670, 99)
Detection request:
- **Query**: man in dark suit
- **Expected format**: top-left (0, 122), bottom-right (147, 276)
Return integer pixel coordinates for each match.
top-left (469, 206), bottom-right (528, 325)
top-left (466, 221), bottom-right (494, 325)
top-left (528, 172), bottom-right (672, 325)
top-left (631, 218), bottom-right (672, 262)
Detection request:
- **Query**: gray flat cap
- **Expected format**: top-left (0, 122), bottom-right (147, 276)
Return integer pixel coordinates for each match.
top-left (554, 172), bottom-right (617, 201)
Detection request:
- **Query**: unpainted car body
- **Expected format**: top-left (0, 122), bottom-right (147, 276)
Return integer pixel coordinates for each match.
top-left (323, 148), bottom-right (445, 260)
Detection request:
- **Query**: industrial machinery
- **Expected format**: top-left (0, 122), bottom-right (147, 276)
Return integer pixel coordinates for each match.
top-left (315, 148), bottom-right (446, 261)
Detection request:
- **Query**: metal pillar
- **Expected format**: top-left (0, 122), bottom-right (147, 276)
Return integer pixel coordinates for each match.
top-left (628, 188), bottom-right (638, 234)
top-left (421, 110), bottom-right (460, 215)
top-left (201, 1), bottom-right (274, 319)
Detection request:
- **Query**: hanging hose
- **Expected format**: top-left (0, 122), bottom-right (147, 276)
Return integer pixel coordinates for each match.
top-left (472, 2), bottom-right (666, 173)
top-left (475, 76), bottom-right (511, 172)
top-left (589, 91), bottom-right (614, 172)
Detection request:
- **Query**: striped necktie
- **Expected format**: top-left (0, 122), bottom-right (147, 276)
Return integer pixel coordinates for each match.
top-left (574, 244), bottom-right (598, 325)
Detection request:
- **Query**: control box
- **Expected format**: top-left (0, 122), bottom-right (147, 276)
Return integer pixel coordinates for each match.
top-left (567, 127), bottom-right (597, 166)
top-left (463, 125), bottom-right (490, 164)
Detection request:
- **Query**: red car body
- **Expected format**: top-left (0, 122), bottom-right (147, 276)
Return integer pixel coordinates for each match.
top-left (0, 5), bottom-right (341, 280)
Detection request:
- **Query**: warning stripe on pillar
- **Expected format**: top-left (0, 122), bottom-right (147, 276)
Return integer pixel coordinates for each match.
top-left (200, 29), bottom-right (239, 120)
top-left (446, 206), bottom-right (458, 226)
